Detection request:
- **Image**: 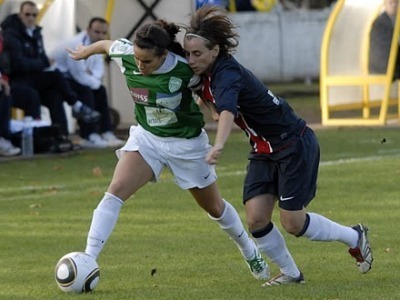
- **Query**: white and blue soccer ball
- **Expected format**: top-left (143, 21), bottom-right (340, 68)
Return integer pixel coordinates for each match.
top-left (55, 251), bottom-right (100, 293)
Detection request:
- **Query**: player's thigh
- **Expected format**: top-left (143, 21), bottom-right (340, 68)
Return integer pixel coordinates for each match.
top-left (168, 130), bottom-right (216, 189)
top-left (108, 151), bottom-right (153, 200)
top-left (243, 158), bottom-right (277, 204)
top-left (245, 194), bottom-right (276, 230)
top-left (189, 182), bottom-right (224, 217)
top-left (277, 128), bottom-right (320, 211)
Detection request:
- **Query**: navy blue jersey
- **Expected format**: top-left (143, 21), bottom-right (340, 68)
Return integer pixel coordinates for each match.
top-left (201, 55), bottom-right (306, 154)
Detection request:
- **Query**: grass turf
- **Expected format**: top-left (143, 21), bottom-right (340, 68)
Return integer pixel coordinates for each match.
top-left (0, 126), bottom-right (399, 299)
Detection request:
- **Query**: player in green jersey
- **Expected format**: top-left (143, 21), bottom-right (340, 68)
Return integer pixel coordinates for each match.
top-left (68, 19), bottom-right (269, 282)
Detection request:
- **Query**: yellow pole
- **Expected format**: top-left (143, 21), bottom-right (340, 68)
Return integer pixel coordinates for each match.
top-left (319, 0), bottom-right (344, 125)
top-left (229, 0), bottom-right (236, 12)
top-left (37, 0), bottom-right (55, 23)
top-left (379, 3), bottom-right (400, 123)
top-left (105, 0), bottom-right (115, 24)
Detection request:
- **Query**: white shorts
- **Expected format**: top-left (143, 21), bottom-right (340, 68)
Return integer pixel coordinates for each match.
top-left (116, 125), bottom-right (217, 189)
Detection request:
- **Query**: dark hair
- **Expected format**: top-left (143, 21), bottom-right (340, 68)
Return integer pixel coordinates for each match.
top-left (20, 1), bottom-right (37, 12)
top-left (186, 5), bottom-right (239, 56)
top-left (134, 20), bottom-right (184, 57)
top-left (88, 17), bottom-right (108, 29)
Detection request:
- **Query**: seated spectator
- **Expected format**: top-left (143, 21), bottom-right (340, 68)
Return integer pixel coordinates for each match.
top-left (0, 1), bottom-right (101, 136)
top-left (278, 0), bottom-right (332, 10)
top-left (369, 0), bottom-right (400, 79)
top-left (11, 84), bottom-right (42, 119)
top-left (235, 0), bottom-right (257, 11)
top-left (235, 0), bottom-right (277, 11)
top-left (52, 17), bottom-right (123, 148)
top-left (0, 73), bottom-right (20, 156)
top-left (196, 0), bottom-right (229, 9)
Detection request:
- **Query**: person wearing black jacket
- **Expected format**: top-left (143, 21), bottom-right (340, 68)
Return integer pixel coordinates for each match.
top-left (369, 0), bottom-right (400, 79)
top-left (0, 72), bottom-right (20, 156)
top-left (1, 1), bottom-right (100, 135)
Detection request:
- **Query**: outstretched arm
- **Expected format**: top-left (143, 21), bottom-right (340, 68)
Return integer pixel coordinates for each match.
top-left (67, 40), bottom-right (115, 60)
top-left (206, 110), bottom-right (235, 165)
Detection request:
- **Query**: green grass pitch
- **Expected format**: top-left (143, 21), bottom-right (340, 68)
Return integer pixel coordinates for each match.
top-left (0, 126), bottom-right (399, 299)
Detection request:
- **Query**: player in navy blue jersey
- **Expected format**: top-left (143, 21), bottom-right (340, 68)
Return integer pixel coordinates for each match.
top-left (184, 5), bottom-right (373, 286)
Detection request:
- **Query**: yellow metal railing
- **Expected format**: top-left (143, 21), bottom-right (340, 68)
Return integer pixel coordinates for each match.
top-left (320, 0), bottom-right (400, 126)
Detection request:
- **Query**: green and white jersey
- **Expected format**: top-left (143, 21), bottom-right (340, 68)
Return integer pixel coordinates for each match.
top-left (109, 38), bottom-right (204, 138)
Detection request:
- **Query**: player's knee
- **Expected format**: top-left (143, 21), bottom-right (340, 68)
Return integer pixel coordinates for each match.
top-left (281, 219), bottom-right (304, 236)
top-left (247, 217), bottom-right (270, 232)
top-left (107, 179), bottom-right (132, 201)
top-left (280, 209), bottom-right (308, 236)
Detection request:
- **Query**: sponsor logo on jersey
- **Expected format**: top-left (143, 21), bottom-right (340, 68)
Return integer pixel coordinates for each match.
top-left (156, 92), bottom-right (182, 111)
top-left (168, 77), bottom-right (182, 93)
top-left (129, 88), bottom-right (149, 104)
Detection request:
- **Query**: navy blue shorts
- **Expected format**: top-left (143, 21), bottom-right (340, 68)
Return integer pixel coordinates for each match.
top-left (243, 127), bottom-right (320, 211)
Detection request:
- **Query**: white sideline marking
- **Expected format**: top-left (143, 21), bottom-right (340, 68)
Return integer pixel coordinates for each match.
top-left (0, 185), bottom-right (66, 202)
top-left (219, 153), bottom-right (400, 176)
top-left (0, 185), bottom-right (65, 192)
top-left (1, 194), bottom-right (56, 201)
top-left (320, 154), bottom-right (400, 166)
top-left (1, 154), bottom-right (399, 202)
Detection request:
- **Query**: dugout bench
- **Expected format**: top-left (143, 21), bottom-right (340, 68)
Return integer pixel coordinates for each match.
top-left (320, 0), bottom-right (400, 126)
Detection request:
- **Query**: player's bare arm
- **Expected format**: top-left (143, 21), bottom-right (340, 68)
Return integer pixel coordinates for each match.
top-left (67, 40), bottom-right (114, 60)
top-left (196, 97), bottom-right (220, 121)
top-left (206, 110), bottom-right (235, 165)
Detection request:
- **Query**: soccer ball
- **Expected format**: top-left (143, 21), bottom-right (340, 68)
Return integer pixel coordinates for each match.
top-left (55, 252), bottom-right (100, 293)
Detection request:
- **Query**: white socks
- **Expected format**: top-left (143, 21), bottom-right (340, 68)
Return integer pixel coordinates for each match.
top-left (209, 200), bottom-right (256, 260)
top-left (85, 192), bottom-right (124, 259)
top-left (302, 213), bottom-right (359, 248)
top-left (254, 224), bottom-right (300, 278)
top-left (85, 196), bottom-right (258, 262)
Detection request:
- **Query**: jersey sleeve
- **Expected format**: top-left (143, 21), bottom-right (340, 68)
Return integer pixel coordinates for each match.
top-left (212, 65), bottom-right (241, 115)
top-left (109, 38), bottom-right (134, 56)
top-left (188, 74), bottom-right (202, 92)
top-left (109, 39), bottom-right (134, 74)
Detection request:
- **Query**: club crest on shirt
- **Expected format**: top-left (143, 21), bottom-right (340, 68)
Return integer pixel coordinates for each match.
top-left (168, 77), bottom-right (182, 93)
